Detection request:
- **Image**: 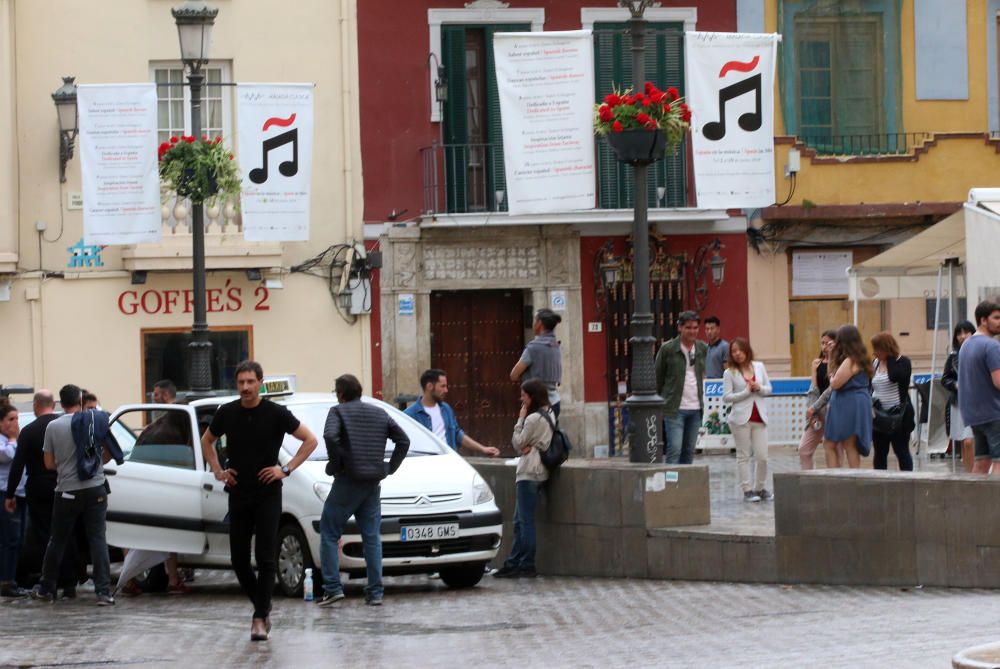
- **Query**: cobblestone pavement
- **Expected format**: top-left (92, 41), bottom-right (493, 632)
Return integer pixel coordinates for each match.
top-left (2, 569), bottom-right (997, 668)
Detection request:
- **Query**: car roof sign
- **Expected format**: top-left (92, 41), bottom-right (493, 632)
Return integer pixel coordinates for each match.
top-left (261, 377), bottom-right (294, 397)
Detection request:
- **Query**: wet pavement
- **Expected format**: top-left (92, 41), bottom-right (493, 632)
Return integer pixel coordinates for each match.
top-left (3, 569), bottom-right (999, 668)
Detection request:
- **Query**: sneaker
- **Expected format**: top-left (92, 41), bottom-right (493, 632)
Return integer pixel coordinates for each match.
top-left (518, 567), bottom-right (537, 578)
top-left (316, 591), bottom-right (345, 608)
top-left (120, 580), bottom-right (143, 596)
top-left (0, 583), bottom-right (29, 598)
top-left (167, 581), bottom-right (190, 595)
top-left (364, 596), bottom-right (383, 606)
top-left (757, 489), bottom-right (774, 502)
top-left (743, 490), bottom-right (761, 503)
top-left (96, 593), bottom-right (116, 606)
top-left (30, 585), bottom-right (55, 603)
top-left (492, 565), bottom-right (520, 578)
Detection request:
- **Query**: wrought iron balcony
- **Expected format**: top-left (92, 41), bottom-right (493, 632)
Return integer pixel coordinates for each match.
top-left (798, 132), bottom-right (932, 156)
top-left (419, 140), bottom-right (689, 216)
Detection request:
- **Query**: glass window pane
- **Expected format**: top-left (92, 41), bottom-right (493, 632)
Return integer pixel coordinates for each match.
top-left (155, 69), bottom-right (167, 85)
top-left (800, 41), bottom-right (830, 68)
top-left (143, 329), bottom-right (251, 398)
top-left (800, 71), bottom-right (830, 98)
top-left (801, 99), bottom-right (832, 126)
top-left (170, 68), bottom-right (183, 85)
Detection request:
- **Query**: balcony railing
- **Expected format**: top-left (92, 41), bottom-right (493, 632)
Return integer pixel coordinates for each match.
top-left (798, 132), bottom-right (933, 156)
top-left (420, 140), bottom-right (689, 216)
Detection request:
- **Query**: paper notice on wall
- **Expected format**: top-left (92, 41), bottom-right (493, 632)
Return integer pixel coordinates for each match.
top-left (686, 32), bottom-right (780, 208)
top-left (78, 84), bottom-right (161, 245)
top-left (792, 251), bottom-right (853, 297)
top-left (237, 84), bottom-right (314, 241)
top-left (493, 30), bottom-right (596, 215)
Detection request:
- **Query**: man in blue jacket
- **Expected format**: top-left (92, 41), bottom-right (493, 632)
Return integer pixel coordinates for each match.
top-left (405, 369), bottom-right (499, 457)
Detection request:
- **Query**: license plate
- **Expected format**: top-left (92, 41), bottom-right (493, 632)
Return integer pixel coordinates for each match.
top-left (399, 523), bottom-right (459, 542)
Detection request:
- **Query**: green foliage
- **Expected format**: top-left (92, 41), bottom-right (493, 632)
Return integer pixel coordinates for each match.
top-left (593, 82), bottom-right (692, 150)
top-left (158, 135), bottom-right (241, 205)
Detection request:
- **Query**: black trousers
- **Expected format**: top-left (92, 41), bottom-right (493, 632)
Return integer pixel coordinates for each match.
top-left (873, 429), bottom-right (914, 471)
top-left (228, 491), bottom-right (281, 619)
top-left (26, 494), bottom-right (78, 589)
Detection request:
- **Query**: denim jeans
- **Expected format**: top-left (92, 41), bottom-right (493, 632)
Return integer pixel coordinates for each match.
top-left (228, 491), bottom-right (281, 619)
top-left (0, 497), bottom-right (26, 583)
top-left (27, 494), bottom-right (78, 589)
top-left (38, 485), bottom-right (110, 597)
top-left (973, 419), bottom-right (1000, 460)
top-left (665, 409), bottom-right (702, 464)
top-left (319, 477), bottom-right (382, 600)
top-left (503, 480), bottom-right (541, 570)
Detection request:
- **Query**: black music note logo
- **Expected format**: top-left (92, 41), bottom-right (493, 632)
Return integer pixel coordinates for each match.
top-left (249, 128), bottom-right (299, 184)
top-left (702, 73), bottom-right (762, 141)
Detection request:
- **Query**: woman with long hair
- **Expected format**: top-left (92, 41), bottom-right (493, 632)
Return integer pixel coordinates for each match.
top-left (941, 320), bottom-right (976, 472)
top-left (822, 324), bottom-right (874, 468)
top-left (798, 330), bottom-right (837, 470)
top-left (493, 379), bottom-right (554, 579)
top-left (723, 338), bottom-right (773, 502)
top-left (870, 332), bottom-right (915, 471)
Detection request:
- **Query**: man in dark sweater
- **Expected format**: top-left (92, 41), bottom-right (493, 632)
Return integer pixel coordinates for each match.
top-left (4, 390), bottom-right (77, 597)
top-left (318, 374), bottom-right (409, 607)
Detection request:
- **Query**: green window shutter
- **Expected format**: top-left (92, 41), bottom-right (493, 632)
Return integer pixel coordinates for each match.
top-left (594, 22), bottom-right (687, 209)
top-left (442, 25), bottom-right (468, 212)
top-left (485, 24), bottom-right (529, 210)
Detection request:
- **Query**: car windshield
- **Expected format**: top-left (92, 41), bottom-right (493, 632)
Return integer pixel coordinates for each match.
top-left (280, 400), bottom-right (447, 460)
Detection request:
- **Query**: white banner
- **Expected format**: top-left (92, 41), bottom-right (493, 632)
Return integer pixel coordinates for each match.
top-left (237, 84), bottom-right (314, 241)
top-left (493, 30), bottom-right (596, 215)
top-left (78, 84), bottom-right (161, 245)
top-left (686, 32), bottom-right (779, 209)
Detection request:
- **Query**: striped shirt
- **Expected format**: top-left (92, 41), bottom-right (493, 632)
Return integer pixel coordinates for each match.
top-left (872, 369), bottom-right (900, 409)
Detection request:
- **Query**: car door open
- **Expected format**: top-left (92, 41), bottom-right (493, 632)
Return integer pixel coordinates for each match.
top-left (105, 404), bottom-right (208, 555)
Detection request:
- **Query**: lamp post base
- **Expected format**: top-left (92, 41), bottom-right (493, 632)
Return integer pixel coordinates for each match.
top-left (188, 338), bottom-right (214, 400)
top-left (625, 392), bottom-right (664, 463)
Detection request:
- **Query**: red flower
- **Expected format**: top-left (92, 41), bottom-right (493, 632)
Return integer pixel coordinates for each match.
top-left (667, 86), bottom-right (680, 101)
top-left (645, 82), bottom-right (655, 95)
top-left (651, 91), bottom-right (666, 104)
top-left (642, 98), bottom-right (652, 108)
top-left (604, 93), bottom-right (621, 107)
top-left (228, 153), bottom-right (234, 160)
top-left (636, 112), bottom-right (651, 125)
top-left (599, 105), bottom-right (615, 123)
top-left (215, 136), bottom-right (222, 144)
top-left (612, 120), bottom-right (624, 133)
top-left (663, 103), bottom-right (672, 113)
top-left (680, 103), bottom-right (691, 123)
top-left (184, 136), bottom-right (195, 144)
top-left (169, 136), bottom-right (179, 144)
top-left (620, 94), bottom-right (634, 106)
top-left (646, 119), bottom-right (658, 130)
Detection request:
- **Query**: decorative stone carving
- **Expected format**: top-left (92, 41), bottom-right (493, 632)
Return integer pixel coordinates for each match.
top-left (423, 245), bottom-right (540, 282)
top-left (546, 239), bottom-right (571, 285)
top-left (465, 0), bottom-right (510, 8)
top-left (395, 243), bottom-right (417, 288)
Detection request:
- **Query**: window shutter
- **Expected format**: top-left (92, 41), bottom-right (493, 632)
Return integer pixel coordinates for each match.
top-left (442, 25), bottom-right (468, 212)
top-left (485, 24), bottom-right (529, 210)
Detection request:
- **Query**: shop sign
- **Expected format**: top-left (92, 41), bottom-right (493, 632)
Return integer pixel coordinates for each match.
top-left (117, 279), bottom-right (271, 315)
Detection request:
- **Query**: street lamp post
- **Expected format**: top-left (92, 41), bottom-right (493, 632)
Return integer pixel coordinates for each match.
top-left (172, 1), bottom-right (218, 397)
top-left (621, 1), bottom-right (665, 463)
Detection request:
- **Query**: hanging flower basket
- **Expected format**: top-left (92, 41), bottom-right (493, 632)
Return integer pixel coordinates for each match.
top-left (158, 135), bottom-right (241, 205)
top-left (594, 82), bottom-right (692, 165)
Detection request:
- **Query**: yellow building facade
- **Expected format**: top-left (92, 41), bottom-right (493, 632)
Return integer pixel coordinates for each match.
top-left (0, 0), bottom-right (368, 407)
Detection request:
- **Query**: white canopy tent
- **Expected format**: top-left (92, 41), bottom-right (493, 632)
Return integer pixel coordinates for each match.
top-left (847, 190), bottom-right (1000, 461)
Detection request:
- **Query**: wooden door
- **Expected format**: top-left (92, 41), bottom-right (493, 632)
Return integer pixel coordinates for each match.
top-left (430, 290), bottom-right (525, 453)
top-left (789, 299), bottom-right (883, 376)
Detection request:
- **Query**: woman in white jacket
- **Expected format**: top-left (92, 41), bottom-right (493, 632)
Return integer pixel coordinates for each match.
top-left (723, 338), bottom-right (773, 502)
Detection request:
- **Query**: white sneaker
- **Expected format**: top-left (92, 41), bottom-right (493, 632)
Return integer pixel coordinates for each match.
top-left (743, 490), bottom-right (761, 502)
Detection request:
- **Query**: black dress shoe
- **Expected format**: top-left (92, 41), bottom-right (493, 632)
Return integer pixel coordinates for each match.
top-left (492, 565), bottom-right (520, 578)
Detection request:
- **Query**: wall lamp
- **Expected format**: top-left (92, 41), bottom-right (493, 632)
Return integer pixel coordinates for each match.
top-left (51, 76), bottom-right (79, 183)
top-left (427, 53), bottom-right (448, 104)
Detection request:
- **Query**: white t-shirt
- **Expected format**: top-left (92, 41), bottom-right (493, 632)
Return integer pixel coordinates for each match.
top-left (679, 342), bottom-right (701, 411)
top-left (424, 403), bottom-right (447, 441)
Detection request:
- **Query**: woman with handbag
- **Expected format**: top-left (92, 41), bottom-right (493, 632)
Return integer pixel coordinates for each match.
top-left (799, 330), bottom-right (837, 470)
top-left (822, 325), bottom-right (873, 468)
top-left (723, 338), bottom-right (773, 502)
top-left (870, 332), bottom-right (915, 471)
top-left (493, 379), bottom-right (553, 579)
top-left (941, 321), bottom-right (976, 472)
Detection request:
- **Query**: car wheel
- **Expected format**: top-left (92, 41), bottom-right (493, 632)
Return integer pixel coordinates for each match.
top-left (439, 563), bottom-right (486, 589)
top-left (276, 523), bottom-right (312, 598)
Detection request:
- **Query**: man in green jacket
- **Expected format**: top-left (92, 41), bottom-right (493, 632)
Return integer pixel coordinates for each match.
top-left (654, 311), bottom-right (708, 464)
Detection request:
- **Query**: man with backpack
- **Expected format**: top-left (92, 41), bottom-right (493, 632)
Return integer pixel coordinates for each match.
top-left (30, 385), bottom-right (120, 606)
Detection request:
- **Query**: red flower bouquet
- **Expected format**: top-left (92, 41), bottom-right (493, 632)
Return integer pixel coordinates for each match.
top-left (593, 82), bottom-right (691, 149)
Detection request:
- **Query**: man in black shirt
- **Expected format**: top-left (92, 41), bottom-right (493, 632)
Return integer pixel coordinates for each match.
top-left (4, 390), bottom-right (77, 597)
top-left (201, 361), bottom-right (317, 642)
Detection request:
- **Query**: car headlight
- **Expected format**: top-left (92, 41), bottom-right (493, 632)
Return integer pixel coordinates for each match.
top-left (313, 482), bottom-right (331, 502)
top-left (472, 472), bottom-right (494, 505)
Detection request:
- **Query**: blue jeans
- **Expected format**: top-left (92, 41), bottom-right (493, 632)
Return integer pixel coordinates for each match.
top-left (504, 480), bottom-right (541, 570)
top-left (0, 497), bottom-right (26, 583)
top-left (972, 419), bottom-right (1000, 460)
top-left (319, 478), bottom-right (382, 600)
top-left (665, 409), bottom-right (702, 464)
top-left (38, 485), bottom-right (111, 597)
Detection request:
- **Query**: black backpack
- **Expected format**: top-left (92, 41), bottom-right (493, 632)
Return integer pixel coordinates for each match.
top-left (537, 411), bottom-right (571, 470)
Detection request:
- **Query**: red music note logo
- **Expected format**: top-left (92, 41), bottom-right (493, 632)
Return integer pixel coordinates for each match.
top-left (249, 114), bottom-right (299, 184)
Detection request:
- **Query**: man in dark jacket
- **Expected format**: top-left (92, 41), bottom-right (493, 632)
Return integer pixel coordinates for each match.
top-left (318, 374), bottom-right (409, 607)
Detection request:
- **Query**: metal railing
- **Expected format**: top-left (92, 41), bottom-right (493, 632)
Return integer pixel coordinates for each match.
top-left (798, 132), bottom-right (932, 156)
top-left (420, 141), bottom-right (689, 215)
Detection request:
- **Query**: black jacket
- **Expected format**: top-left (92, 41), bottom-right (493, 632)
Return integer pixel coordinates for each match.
top-left (874, 355), bottom-right (916, 435)
top-left (6, 413), bottom-right (59, 501)
top-left (942, 351), bottom-right (959, 405)
top-left (323, 400), bottom-right (410, 481)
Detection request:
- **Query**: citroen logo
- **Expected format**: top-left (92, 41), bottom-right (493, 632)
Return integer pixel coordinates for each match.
top-left (415, 495), bottom-right (432, 506)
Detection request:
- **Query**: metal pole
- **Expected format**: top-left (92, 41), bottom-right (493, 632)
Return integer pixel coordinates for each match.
top-left (624, 14), bottom-right (664, 463)
top-left (927, 264), bottom-right (943, 468)
top-left (947, 259), bottom-right (956, 472)
top-left (187, 68), bottom-right (213, 396)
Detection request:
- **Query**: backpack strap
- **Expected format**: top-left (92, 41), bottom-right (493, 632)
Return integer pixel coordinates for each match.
top-left (537, 409), bottom-right (557, 432)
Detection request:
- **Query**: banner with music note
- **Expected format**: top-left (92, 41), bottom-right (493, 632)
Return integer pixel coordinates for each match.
top-left (237, 84), bottom-right (314, 241)
top-left (685, 32), bottom-right (779, 209)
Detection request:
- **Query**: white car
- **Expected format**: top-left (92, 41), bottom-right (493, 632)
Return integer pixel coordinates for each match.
top-left (102, 390), bottom-right (502, 595)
